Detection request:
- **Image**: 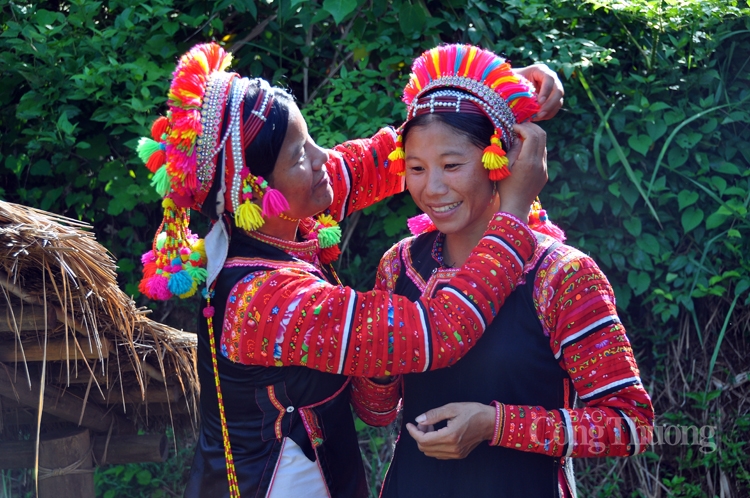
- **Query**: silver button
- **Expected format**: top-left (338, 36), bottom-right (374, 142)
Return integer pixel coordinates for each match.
top-left (286, 406), bottom-right (294, 413)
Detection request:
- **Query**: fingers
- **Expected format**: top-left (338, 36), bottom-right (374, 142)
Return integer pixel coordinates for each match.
top-left (415, 403), bottom-right (456, 426)
top-left (497, 122), bottom-right (548, 221)
top-left (519, 64), bottom-right (564, 121)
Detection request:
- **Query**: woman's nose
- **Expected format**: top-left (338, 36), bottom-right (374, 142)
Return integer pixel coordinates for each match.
top-left (424, 169), bottom-right (449, 196)
top-left (308, 139), bottom-right (329, 170)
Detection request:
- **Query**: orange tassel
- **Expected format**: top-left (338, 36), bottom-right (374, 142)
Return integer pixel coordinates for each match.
top-left (151, 116), bottom-right (170, 141)
top-left (489, 167), bottom-right (511, 181)
top-left (146, 149), bottom-right (167, 173)
top-left (319, 245), bottom-right (341, 264)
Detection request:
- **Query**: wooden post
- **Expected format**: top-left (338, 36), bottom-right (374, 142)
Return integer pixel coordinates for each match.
top-left (0, 372), bottom-right (122, 432)
top-left (38, 430), bottom-right (95, 498)
top-left (0, 433), bottom-right (169, 469)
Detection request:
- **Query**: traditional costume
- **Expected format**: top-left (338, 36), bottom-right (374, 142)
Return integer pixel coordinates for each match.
top-left (356, 45), bottom-right (654, 498)
top-left (137, 43), bottom-right (545, 497)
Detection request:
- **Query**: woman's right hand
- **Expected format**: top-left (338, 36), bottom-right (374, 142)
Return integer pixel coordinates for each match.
top-left (498, 122), bottom-right (548, 223)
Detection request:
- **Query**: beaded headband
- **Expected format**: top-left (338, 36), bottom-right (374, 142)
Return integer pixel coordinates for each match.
top-left (388, 44), bottom-right (539, 181)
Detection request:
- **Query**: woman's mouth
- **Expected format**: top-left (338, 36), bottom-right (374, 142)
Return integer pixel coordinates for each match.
top-left (430, 201), bottom-right (462, 216)
top-left (313, 173), bottom-right (329, 189)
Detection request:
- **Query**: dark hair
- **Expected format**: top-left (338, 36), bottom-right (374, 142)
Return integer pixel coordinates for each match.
top-left (243, 81), bottom-right (295, 178)
top-left (401, 90), bottom-right (496, 151)
top-left (202, 78), bottom-right (295, 219)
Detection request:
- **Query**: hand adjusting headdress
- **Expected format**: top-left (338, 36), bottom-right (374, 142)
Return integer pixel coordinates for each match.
top-left (135, 43), bottom-right (315, 300)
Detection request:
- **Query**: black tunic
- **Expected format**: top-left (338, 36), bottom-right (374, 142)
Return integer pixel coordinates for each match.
top-left (380, 231), bottom-right (571, 498)
top-left (185, 231), bottom-right (367, 497)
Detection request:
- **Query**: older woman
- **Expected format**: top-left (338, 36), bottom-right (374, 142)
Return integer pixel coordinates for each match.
top-left (136, 43), bottom-right (562, 497)
top-left (365, 44), bottom-right (655, 498)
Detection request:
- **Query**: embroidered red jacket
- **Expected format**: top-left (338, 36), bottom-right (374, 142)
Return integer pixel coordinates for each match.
top-left (219, 129), bottom-right (538, 379)
top-left (362, 233), bottom-right (654, 458)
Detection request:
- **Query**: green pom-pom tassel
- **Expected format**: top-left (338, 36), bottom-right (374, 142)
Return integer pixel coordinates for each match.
top-left (317, 225), bottom-right (341, 249)
top-left (137, 137), bottom-right (161, 164)
top-left (185, 264), bottom-right (208, 284)
top-left (151, 164), bottom-right (172, 197)
top-left (156, 232), bottom-right (167, 251)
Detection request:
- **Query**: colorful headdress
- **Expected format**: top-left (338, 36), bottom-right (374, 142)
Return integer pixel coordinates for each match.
top-left (388, 44), bottom-right (539, 180)
top-left (136, 43), bottom-right (336, 300)
top-left (394, 44), bottom-right (565, 242)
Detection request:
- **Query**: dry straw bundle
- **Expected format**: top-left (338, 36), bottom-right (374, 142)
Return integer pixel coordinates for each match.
top-left (0, 200), bottom-right (198, 438)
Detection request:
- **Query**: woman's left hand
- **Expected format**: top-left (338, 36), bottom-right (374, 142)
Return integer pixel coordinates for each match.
top-left (405, 402), bottom-right (496, 459)
top-left (514, 64), bottom-right (564, 121)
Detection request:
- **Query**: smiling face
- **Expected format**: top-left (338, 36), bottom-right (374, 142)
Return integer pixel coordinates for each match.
top-left (268, 103), bottom-right (333, 219)
top-left (404, 116), bottom-right (499, 241)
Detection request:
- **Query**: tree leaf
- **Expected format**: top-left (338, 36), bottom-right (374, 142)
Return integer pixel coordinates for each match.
top-left (623, 217), bottom-right (642, 237)
top-left (628, 134), bottom-right (653, 156)
top-left (322, 0), bottom-right (358, 25)
top-left (677, 190), bottom-right (699, 211)
top-left (681, 207), bottom-right (704, 233)
top-left (399, 2), bottom-right (427, 36)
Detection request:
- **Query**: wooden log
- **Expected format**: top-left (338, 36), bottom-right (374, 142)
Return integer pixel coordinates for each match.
top-left (0, 336), bottom-right (110, 362)
top-left (38, 429), bottom-right (95, 498)
top-left (0, 303), bottom-right (57, 333)
top-left (0, 433), bottom-right (168, 469)
top-left (100, 385), bottom-right (183, 405)
top-left (93, 433), bottom-right (168, 465)
top-left (0, 370), bottom-right (122, 432)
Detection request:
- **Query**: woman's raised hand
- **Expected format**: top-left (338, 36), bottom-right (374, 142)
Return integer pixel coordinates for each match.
top-left (498, 122), bottom-right (548, 222)
top-left (514, 64), bottom-right (564, 121)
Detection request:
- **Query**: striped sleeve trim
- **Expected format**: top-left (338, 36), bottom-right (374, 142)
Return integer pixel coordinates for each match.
top-left (416, 301), bottom-right (432, 372)
top-left (337, 153), bottom-right (353, 222)
top-left (560, 408), bottom-right (575, 458)
top-left (578, 377), bottom-right (641, 402)
top-left (443, 285), bottom-right (486, 329)
top-left (336, 288), bottom-right (357, 374)
top-left (483, 234), bottom-right (524, 268)
top-left (616, 408), bottom-right (640, 456)
top-left (554, 316), bottom-right (621, 359)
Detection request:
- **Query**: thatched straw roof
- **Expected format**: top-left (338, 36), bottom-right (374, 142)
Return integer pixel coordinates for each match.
top-left (0, 201), bottom-right (198, 436)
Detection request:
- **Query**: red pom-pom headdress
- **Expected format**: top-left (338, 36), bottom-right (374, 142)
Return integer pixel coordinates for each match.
top-left (388, 44), bottom-right (539, 180)
top-left (136, 43), bottom-right (343, 300)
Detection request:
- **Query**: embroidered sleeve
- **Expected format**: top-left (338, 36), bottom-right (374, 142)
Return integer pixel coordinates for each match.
top-left (326, 127), bottom-right (405, 222)
top-left (495, 245), bottom-right (654, 458)
top-left (220, 213), bottom-right (536, 376)
top-left (374, 239), bottom-right (405, 292)
top-left (350, 377), bottom-right (401, 427)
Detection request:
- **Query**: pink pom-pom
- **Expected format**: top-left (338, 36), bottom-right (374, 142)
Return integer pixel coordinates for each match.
top-left (147, 274), bottom-right (172, 301)
top-left (262, 188), bottom-right (290, 218)
top-left (141, 251), bottom-right (156, 265)
top-left (407, 213), bottom-right (437, 236)
top-left (179, 247), bottom-right (191, 256)
top-left (203, 306), bottom-right (215, 318)
top-left (530, 219), bottom-right (567, 242)
top-left (256, 176), bottom-right (265, 185)
top-left (241, 167), bottom-right (250, 177)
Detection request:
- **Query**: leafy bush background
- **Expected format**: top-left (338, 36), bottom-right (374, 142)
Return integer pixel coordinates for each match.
top-left (1, 0), bottom-right (749, 496)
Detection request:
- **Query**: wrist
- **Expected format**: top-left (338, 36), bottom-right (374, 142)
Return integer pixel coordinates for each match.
top-left (499, 203), bottom-right (531, 223)
top-left (488, 401), bottom-right (505, 446)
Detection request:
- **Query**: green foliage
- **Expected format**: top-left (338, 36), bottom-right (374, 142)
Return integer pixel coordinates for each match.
top-left (94, 429), bottom-right (195, 497)
top-left (2, 0), bottom-right (750, 496)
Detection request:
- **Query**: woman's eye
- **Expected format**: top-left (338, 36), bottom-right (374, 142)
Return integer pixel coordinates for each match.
top-left (445, 163), bottom-right (460, 170)
top-left (408, 165), bottom-right (424, 172)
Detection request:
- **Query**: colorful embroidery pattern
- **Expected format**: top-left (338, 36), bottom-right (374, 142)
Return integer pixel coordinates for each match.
top-left (326, 127), bottom-right (404, 222)
top-left (350, 377), bottom-right (402, 427)
top-left (220, 214), bottom-right (537, 378)
top-left (362, 230), bottom-right (654, 460)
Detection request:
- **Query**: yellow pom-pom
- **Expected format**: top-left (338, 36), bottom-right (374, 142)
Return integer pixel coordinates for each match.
top-left (191, 238), bottom-right (206, 261)
top-left (162, 198), bottom-right (177, 209)
top-left (235, 201), bottom-right (264, 231)
top-left (482, 146), bottom-right (509, 171)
